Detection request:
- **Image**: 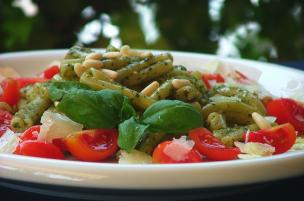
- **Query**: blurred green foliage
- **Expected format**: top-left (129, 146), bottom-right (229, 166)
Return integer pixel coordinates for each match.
top-left (1, 0), bottom-right (304, 62)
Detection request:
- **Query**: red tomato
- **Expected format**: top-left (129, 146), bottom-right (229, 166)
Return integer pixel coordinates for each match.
top-left (0, 109), bottom-right (13, 137)
top-left (52, 138), bottom-right (68, 152)
top-left (189, 128), bottom-right (240, 161)
top-left (41, 65), bottom-right (60, 79)
top-left (245, 123), bottom-right (296, 154)
top-left (152, 141), bottom-right (202, 164)
top-left (0, 79), bottom-right (20, 106)
top-left (267, 98), bottom-right (304, 133)
top-left (14, 140), bottom-right (65, 160)
top-left (16, 77), bottom-right (48, 89)
top-left (19, 125), bottom-right (67, 152)
top-left (20, 125), bottom-right (40, 141)
top-left (0, 77), bottom-right (49, 107)
top-left (64, 129), bottom-right (118, 162)
top-left (202, 73), bottom-right (225, 89)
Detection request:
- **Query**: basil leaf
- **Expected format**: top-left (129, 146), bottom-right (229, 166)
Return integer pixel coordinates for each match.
top-left (142, 100), bottom-right (203, 133)
top-left (47, 81), bottom-right (91, 101)
top-left (118, 117), bottom-right (149, 152)
top-left (120, 97), bottom-right (137, 121)
top-left (57, 89), bottom-right (135, 128)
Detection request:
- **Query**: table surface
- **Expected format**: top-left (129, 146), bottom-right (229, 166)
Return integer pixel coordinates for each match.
top-left (1, 62), bottom-right (303, 201)
top-left (1, 175), bottom-right (303, 201)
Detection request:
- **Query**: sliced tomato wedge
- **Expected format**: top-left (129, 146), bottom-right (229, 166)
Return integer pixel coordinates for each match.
top-left (52, 138), bottom-right (68, 152)
top-left (189, 128), bottom-right (240, 161)
top-left (14, 140), bottom-right (65, 160)
top-left (0, 79), bottom-right (20, 106)
top-left (267, 98), bottom-right (304, 133)
top-left (41, 65), bottom-right (60, 79)
top-left (202, 73), bottom-right (225, 89)
top-left (0, 109), bottom-right (13, 137)
top-left (64, 129), bottom-right (118, 162)
top-left (152, 140), bottom-right (202, 164)
top-left (20, 125), bottom-right (40, 141)
top-left (245, 123), bottom-right (296, 154)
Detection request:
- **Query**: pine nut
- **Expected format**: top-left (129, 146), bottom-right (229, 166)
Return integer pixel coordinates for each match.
top-left (103, 52), bottom-right (122, 59)
top-left (54, 101), bottom-right (60, 107)
top-left (172, 79), bottom-right (191, 89)
top-left (140, 81), bottom-right (160, 96)
top-left (101, 69), bottom-right (118, 80)
top-left (85, 52), bottom-right (102, 60)
top-left (252, 112), bottom-right (272, 129)
top-left (120, 45), bottom-right (131, 56)
top-left (121, 45), bottom-right (148, 57)
top-left (140, 51), bottom-right (152, 58)
top-left (74, 63), bottom-right (87, 77)
top-left (191, 102), bottom-right (202, 111)
top-left (83, 59), bottom-right (103, 69)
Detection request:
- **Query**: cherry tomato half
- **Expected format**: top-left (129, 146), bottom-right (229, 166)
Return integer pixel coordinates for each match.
top-left (152, 141), bottom-right (202, 164)
top-left (41, 65), bottom-right (60, 79)
top-left (0, 79), bottom-right (20, 106)
top-left (189, 128), bottom-right (240, 161)
top-left (202, 73), bottom-right (225, 89)
top-left (52, 138), bottom-right (68, 152)
top-left (0, 109), bottom-right (13, 137)
top-left (267, 98), bottom-right (304, 133)
top-left (14, 140), bottom-right (65, 160)
top-left (64, 129), bottom-right (118, 162)
top-left (20, 125), bottom-right (40, 141)
top-left (0, 77), bottom-right (48, 106)
top-left (245, 123), bottom-right (296, 154)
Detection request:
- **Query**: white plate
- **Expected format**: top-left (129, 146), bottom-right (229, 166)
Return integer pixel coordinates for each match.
top-left (0, 50), bottom-right (304, 190)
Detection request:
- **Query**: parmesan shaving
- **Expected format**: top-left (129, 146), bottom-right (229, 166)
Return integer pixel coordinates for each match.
top-left (38, 111), bottom-right (83, 143)
top-left (234, 141), bottom-right (275, 159)
top-left (0, 67), bottom-right (20, 82)
top-left (118, 150), bottom-right (152, 164)
top-left (163, 136), bottom-right (194, 161)
top-left (0, 129), bottom-right (20, 154)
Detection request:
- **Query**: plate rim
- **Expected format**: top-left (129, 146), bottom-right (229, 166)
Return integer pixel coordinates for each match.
top-left (0, 50), bottom-right (304, 190)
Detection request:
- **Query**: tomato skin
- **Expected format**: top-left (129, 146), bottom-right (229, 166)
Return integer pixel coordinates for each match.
top-left (41, 65), bottom-right (60, 79)
top-left (202, 73), bottom-right (225, 89)
top-left (0, 109), bottom-right (13, 137)
top-left (0, 79), bottom-right (20, 106)
top-left (152, 141), bottom-right (202, 164)
top-left (20, 125), bottom-right (40, 141)
top-left (19, 125), bottom-right (67, 152)
top-left (14, 140), bottom-right (65, 160)
top-left (0, 77), bottom-right (48, 106)
top-left (245, 123), bottom-right (296, 154)
top-left (16, 77), bottom-right (48, 89)
top-left (65, 129), bottom-right (118, 162)
top-left (267, 98), bottom-right (304, 132)
top-left (189, 128), bottom-right (240, 161)
top-left (52, 138), bottom-right (68, 152)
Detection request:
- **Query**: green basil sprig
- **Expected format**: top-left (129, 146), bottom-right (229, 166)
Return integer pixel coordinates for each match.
top-left (48, 81), bottom-right (91, 101)
top-left (48, 82), bottom-right (203, 152)
top-left (118, 100), bottom-right (203, 151)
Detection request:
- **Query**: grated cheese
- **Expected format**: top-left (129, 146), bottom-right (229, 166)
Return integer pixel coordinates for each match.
top-left (163, 136), bottom-right (194, 161)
